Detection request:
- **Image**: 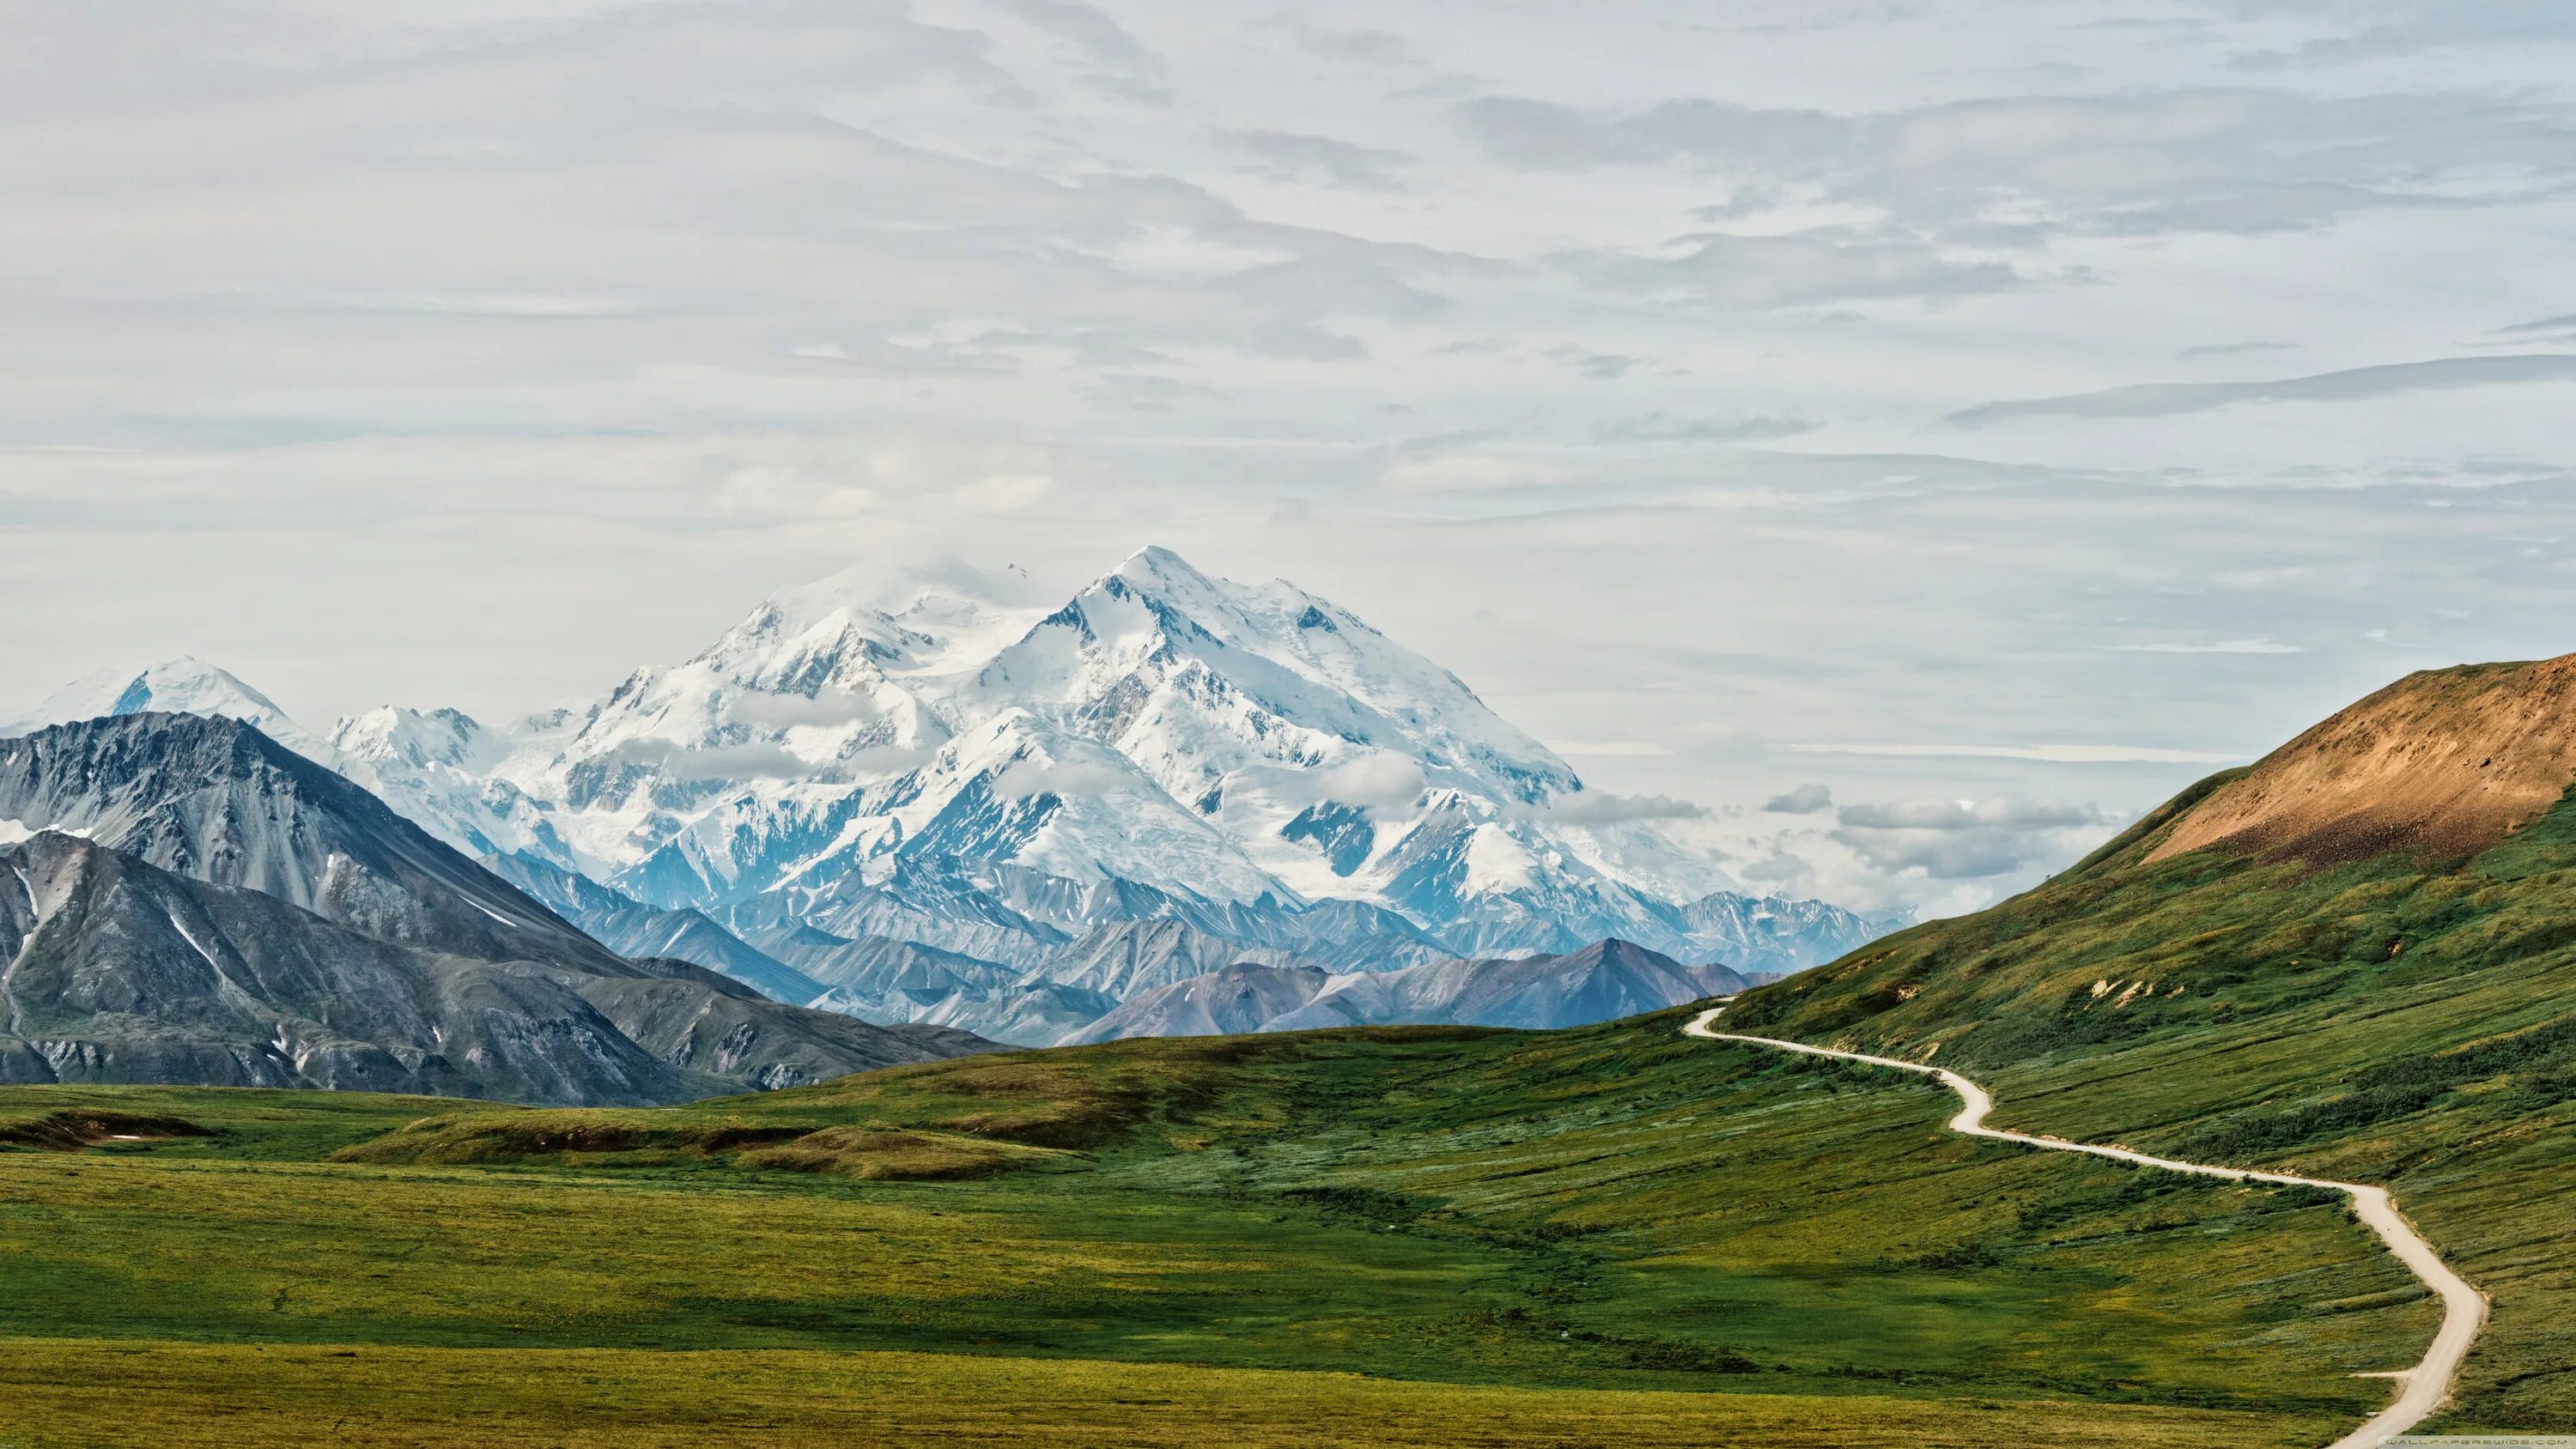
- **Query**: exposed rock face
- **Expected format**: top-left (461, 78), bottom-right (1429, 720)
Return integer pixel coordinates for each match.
top-left (2152, 655), bottom-right (2576, 865)
top-left (0, 714), bottom-right (998, 1102)
top-left (0, 832), bottom-right (985, 1103)
top-left (1064, 938), bottom-right (1746, 1044)
top-left (0, 832), bottom-right (702, 1102)
top-left (482, 851), bottom-right (829, 1007)
top-left (0, 712), bottom-right (608, 971)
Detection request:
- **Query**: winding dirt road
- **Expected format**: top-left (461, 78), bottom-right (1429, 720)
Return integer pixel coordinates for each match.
top-left (1681, 1006), bottom-right (2487, 1449)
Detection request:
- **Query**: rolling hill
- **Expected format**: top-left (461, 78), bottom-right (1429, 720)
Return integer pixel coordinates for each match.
top-left (1722, 652), bottom-right (2576, 1434)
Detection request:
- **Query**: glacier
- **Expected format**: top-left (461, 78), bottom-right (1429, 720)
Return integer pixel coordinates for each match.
top-left (7, 548), bottom-right (1898, 1044)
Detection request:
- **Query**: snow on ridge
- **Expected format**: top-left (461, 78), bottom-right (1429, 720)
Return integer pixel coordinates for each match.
top-left (12, 547), bottom-right (1762, 959)
top-left (4, 657), bottom-right (313, 750)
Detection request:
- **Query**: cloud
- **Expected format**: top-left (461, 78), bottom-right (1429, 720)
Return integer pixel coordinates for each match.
top-left (314, 292), bottom-right (642, 318)
top-left (1522, 790), bottom-right (1708, 825)
top-left (1838, 797), bottom-right (2106, 831)
top-left (1596, 413), bottom-right (1821, 445)
top-left (1831, 795), bottom-right (2115, 879)
top-left (1227, 130), bottom-right (1412, 191)
top-left (1783, 743), bottom-right (2243, 765)
top-left (993, 757), bottom-right (1140, 799)
top-left (1285, 24), bottom-right (1419, 66)
top-left (1547, 346), bottom-right (1646, 379)
top-left (993, 0), bottom-right (1171, 105)
top-left (1456, 87), bottom-right (2576, 247)
top-left (1379, 452), bottom-right (1579, 494)
top-left (1272, 755), bottom-right (1429, 817)
top-left (2496, 312), bottom-right (2576, 336)
top-left (607, 739), bottom-right (811, 780)
top-left (1764, 783), bottom-right (1834, 814)
top-left (1950, 355), bottom-right (2576, 427)
top-left (950, 471), bottom-right (1057, 512)
top-left (727, 688), bottom-right (881, 729)
top-left (1552, 739), bottom-right (1669, 757)
top-left (10, 0), bottom-right (2576, 928)
top-left (1558, 229), bottom-right (2026, 310)
top-left (2489, 312), bottom-right (2576, 345)
top-left (2178, 341), bottom-right (2295, 358)
top-left (843, 743), bottom-right (938, 776)
top-left (2107, 639), bottom-right (2303, 655)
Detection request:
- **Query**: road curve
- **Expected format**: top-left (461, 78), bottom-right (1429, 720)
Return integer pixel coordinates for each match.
top-left (1681, 1006), bottom-right (2486, 1449)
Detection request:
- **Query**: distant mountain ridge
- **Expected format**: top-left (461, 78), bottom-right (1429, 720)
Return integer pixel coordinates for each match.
top-left (0, 714), bottom-right (991, 1102)
top-left (6, 548), bottom-right (1900, 1048)
top-left (0, 831), bottom-right (702, 1102)
top-left (1065, 939), bottom-right (1750, 1044)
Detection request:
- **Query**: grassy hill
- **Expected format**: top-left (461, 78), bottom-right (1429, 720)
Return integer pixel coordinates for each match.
top-left (1726, 658), bottom-right (2576, 1434)
top-left (0, 1009), bottom-right (2425, 1446)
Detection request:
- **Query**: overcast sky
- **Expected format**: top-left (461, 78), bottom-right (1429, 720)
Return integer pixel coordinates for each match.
top-left (6, 0), bottom-right (2575, 916)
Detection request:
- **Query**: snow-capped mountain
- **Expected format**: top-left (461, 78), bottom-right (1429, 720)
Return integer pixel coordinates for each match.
top-left (5, 547), bottom-right (1895, 1040)
top-left (4, 657), bottom-right (316, 753)
top-left (336, 547), bottom-right (1754, 947)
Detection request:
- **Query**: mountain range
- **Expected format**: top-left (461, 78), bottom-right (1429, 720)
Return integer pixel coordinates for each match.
top-left (0, 714), bottom-right (987, 1103)
top-left (1065, 939), bottom-right (1753, 1044)
top-left (4, 547), bottom-right (1893, 1048)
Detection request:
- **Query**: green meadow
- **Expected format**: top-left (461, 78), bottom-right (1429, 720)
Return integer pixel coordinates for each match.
top-left (0, 1009), bottom-right (2423, 1446)
top-left (1729, 777), bottom-right (2576, 1434)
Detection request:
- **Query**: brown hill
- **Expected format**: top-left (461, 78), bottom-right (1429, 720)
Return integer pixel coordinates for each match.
top-left (2150, 654), bottom-right (2576, 866)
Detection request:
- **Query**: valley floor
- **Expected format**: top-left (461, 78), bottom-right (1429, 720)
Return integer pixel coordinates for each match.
top-left (0, 1342), bottom-right (2341, 1448)
top-left (0, 1011), bottom-right (2428, 1447)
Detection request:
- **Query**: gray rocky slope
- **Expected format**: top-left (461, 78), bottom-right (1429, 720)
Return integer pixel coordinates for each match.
top-left (0, 714), bottom-right (991, 1101)
top-left (1064, 938), bottom-right (1748, 1044)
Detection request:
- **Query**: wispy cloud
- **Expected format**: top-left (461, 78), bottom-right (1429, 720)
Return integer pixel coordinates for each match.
top-left (1520, 790), bottom-right (1708, 824)
top-left (727, 688), bottom-right (882, 729)
top-left (606, 740), bottom-right (812, 780)
top-left (994, 0), bottom-right (1172, 105)
top-left (1764, 783), bottom-right (1834, 815)
top-left (2496, 312), bottom-right (2576, 336)
top-left (1950, 355), bottom-right (2576, 427)
top-left (2178, 341), bottom-right (2294, 359)
top-left (1830, 794), bottom-right (2114, 879)
top-left (1226, 130), bottom-right (1413, 191)
top-left (1784, 743), bottom-right (2242, 764)
top-left (2107, 639), bottom-right (2303, 655)
top-left (994, 757), bottom-right (1142, 799)
top-left (1596, 413), bottom-right (1820, 445)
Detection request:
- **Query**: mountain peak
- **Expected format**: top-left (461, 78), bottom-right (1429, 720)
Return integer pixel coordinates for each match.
top-left (726, 555), bottom-right (1051, 684)
top-left (2150, 652), bottom-right (2576, 867)
top-left (773, 555), bottom-right (1043, 625)
top-left (1113, 543), bottom-right (1206, 581)
top-left (1095, 545), bottom-right (1240, 628)
top-left (5, 657), bottom-right (310, 749)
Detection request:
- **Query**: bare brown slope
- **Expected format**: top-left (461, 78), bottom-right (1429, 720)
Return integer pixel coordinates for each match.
top-left (2151, 654), bottom-right (2576, 866)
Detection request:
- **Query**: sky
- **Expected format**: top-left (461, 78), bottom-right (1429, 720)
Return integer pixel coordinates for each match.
top-left (5, 0), bottom-right (2575, 918)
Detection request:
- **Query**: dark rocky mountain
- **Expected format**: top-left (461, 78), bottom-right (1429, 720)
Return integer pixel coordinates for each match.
top-left (1036, 919), bottom-right (1310, 999)
top-left (0, 713), bottom-right (607, 971)
top-left (0, 829), bottom-right (977, 1104)
top-left (1, 833), bottom-right (695, 1102)
top-left (0, 715), bottom-right (995, 1100)
top-left (483, 851), bottom-right (829, 1007)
